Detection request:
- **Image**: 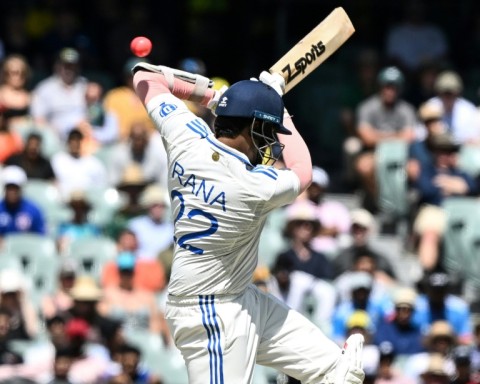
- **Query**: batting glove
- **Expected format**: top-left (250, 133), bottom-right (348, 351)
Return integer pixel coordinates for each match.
top-left (207, 85), bottom-right (229, 116)
top-left (333, 334), bottom-right (365, 384)
top-left (259, 71), bottom-right (285, 96)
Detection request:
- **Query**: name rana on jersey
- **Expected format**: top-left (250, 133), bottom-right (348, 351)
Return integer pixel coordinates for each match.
top-left (172, 161), bottom-right (227, 212)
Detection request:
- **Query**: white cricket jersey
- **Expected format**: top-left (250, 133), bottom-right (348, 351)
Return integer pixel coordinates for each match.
top-left (146, 93), bottom-right (301, 296)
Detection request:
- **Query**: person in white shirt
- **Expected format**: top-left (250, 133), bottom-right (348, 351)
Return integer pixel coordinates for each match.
top-left (51, 128), bottom-right (108, 198)
top-left (132, 62), bottom-right (365, 384)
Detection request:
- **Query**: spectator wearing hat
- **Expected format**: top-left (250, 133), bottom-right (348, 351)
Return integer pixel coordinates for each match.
top-left (127, 184), bottom-right (173, 261)
top-left (101, 229), bottom-right (167, 293)
top-left (0, 165), bottom-right (46, 237)
top-left (425, 71), bottom-right (480, 145)
top-left (108, 121), bottom-right (168, 189)
top-left (98, 251), bottom-right (171, 346)
top-left (374, 287), bottom-right (425, 355)
top-left (4, 132), bottom-right (56, 181)
top-left (417, 353), bottom-right (453, 384)
top-left (304, 166), bottom-right (351, 256)
top-left (30, 48), bottom-right (91, 141)
top-left (104, 57), bottom-right (156, 141)
top-left (375, 341), bottom-right (416, 384)
top-left (414, 272), bottom-right (473, 344)
top-left (409, 131), bottom-right (477, 272)
top-left (41, 259), bottom-right (77, 319)
top-left (0, 268), bottom-right (39, 340)
top-left (403, 321), bottom-right (458, 381)
top-left (332, 271), bottom-right (392, 344)
top-left (51, 128), bottom-right (108, 198)
top-left (333, 208), bottom-right (396, 280)
top-left (354, 66), bottom-right (417, 211)
top-left (56, 190), bottom-right (101, 253)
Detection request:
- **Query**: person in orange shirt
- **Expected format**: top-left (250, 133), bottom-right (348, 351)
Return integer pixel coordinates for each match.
top-left (103, 57), bottom-right (155, 141)
top-left (0, 106), bottom-right (23, 164)
top-left (101, 228), bottom-right (166, 292)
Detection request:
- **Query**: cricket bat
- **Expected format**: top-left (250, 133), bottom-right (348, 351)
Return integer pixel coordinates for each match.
top-left (269, 7), bottom-right (355, 94)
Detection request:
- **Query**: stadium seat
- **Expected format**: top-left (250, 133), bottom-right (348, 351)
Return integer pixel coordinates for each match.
top-left (442, 197), bottom-right (480, 290)
top-left (2, 234), bottom-right (60, 308)
top-left (457, 145), bottom-right (480, 178)
top-left (22, 179), bottom-right (71, 236)
top-left (63, 236), bottom-right (117, 281)
top-left (85, 187), bottom-right (127, 228)
top-left (258, 208), bottom-right (288, 268)
top-left (12, 125), bottom-right (63, 159)
top-left (375, 139), bottom-right (409, 218)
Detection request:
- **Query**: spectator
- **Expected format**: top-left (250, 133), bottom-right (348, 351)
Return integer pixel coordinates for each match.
top-left (417, 353), bottom-right (452, 384)
top-left (374, 287), bottom-right (425, 355)
top-left (414, 272), bottom-right (473, 344)
top-left (306, 166), bottom-right (351, 256)
top-left (51, 128), bottom-right (108, 198)
top-left (0, 54), bottom-right (31, 129)
top-left (403, 321), bottom-right (457, 381)
top-left (108, 122), bottom-right (168, 189)
top-left (30, 47), bottom-right (89, 141)
top-left (334, 208), bottom-right (396, 279)
top-left (451, 345), bottom-right (475, 384)
top-left (41, 260), bottom-right (77, 320)
top-left (101, 229), bottom-right (167, 293)
top-left (425, 71), bottom-right (480, 144)
top-left (385, 0), bottom-right (449, 74)
top-left (332, 271), bottom-right (392, 344)
top-left (0, 104), bottom-right (23, 164)
top-left (108, 344), bottom-right (163, 384)
top-left (355, 66), bottom-right (416, 211)
top-left (0, 308), bottom-right (23, 365)
top-left (127, 184), bottom-right (173, 260)
top-left (374, 341), bottom-right (416, 384)
top-left (56, 190), bottom-right (101, 254)
top-left (0, 165), bottom-right (46, 236)
top-left (48, 347), bottom-right (75, 384)
top-left (472, 322), bottom-right (480, 373)
top-left (103, 57), bottom-right (155, 141)
top-left (4, 132), bottom-right (56, 181)
top-left (70, 82), bottom-right (118, 158)
top-left (410, 134), bottom-right (477, 272)
top-left (0, 268), bottom-right (39, 340)
top-left (98, 252), bottom-right (171, 345)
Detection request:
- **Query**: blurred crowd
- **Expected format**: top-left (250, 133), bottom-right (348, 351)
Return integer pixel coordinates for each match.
top-left (1, 1), bottom-right (480, 384)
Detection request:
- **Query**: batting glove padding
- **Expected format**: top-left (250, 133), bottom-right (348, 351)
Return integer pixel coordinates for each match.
top-left (333, 334), bottom-right (365, 384)
top-left (207, 85), bottom-right (229, 116)
top-left (259, 71), bottom-right (285, 96)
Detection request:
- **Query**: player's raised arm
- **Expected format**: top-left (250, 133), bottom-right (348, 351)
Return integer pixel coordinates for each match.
top-left (132, 63), bottom-right (216, 106)
top-left (259, 71), bottom-right (313, 193)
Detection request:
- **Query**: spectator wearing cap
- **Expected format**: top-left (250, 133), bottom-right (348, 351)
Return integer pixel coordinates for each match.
top-left (414, 272), bottom-right (472, 344)
top-left (108, 121), bottom-right (168, 189)
top-left (104, 57), bottom-right (155, 141)
top-left (0, 268), bottom-right (39, 340)
top-left (30, 48), bottom-right (90, 141)
top-left (101, 229), bottom-right (167, 293)
top-left (354, 66), bottom-right (417, 211)
top-left (98, 251), bottom-right (171, 346)
top-left (0, 103), bottom-right (23, 164)
top-left (4, 132), bottom-right (56, 181)
top-left (41, 259), bottom-right (77, 319)
top-left (332, 271), bottom-right (392, 344)
top-left (304, 166), bottom-right (351, 256)
top-left (374, 287), bottom-right (425, 355)
top-left (425, 71), bottom-right (480, 145)
top-left (403, 321), bottom-right (458, 381)
top-left (375, 341), bottom-right (416, 384)
top-left (127, 184), bottom-right (173, 261)
top-left (333, 208), bottom-right (396, 280)
top-left (56, 190), bottom-right (101, 253)
top-left (0, 165), bottom-right (46, 237)
top-left (51, 128), bottom-right (108, 198)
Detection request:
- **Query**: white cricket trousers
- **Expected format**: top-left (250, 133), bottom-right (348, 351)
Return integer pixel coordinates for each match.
top-left (165, 284), bottom-right (341, 384)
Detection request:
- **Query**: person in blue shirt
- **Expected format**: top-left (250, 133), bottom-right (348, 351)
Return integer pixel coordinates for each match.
top-left (0, 165), bottom-right (45, 236)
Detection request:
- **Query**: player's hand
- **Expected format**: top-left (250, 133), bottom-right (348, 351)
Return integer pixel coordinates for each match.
top-left (334, 334), bottom-right (365, 384)
top-left (207, 85), bottom-right (229, 116)
top-left (259, 71), bottom-right (285, 96)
